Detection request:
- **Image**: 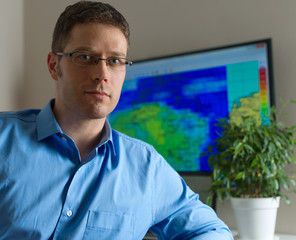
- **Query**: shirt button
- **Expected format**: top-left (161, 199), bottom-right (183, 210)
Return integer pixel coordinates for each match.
top-left (61, 137), bottom-right (67, 142)
top-left (66, 210), bottom-right (72, 217)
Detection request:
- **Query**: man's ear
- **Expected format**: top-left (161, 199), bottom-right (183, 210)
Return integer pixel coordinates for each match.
top-left (47, 52), bottom-right (59, 81)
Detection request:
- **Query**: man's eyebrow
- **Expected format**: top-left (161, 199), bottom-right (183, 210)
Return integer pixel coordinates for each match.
top-left (109, 51), bottom-right (127, 58)
top-left (71, 47), bottom-right (127, 58)
top-left (71, 47), bottom-right (94, 52)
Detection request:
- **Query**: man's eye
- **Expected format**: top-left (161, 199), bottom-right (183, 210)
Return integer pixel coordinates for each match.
top-left (78, 54), bottom-right (92, 60)
top-left (108, 58), bottom-right (121, 65)
top-left (73, 53), bottom-right (95, 66)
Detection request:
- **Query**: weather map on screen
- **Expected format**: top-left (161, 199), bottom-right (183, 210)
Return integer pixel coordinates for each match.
top-left (109, 39), bottom-right (274, 174)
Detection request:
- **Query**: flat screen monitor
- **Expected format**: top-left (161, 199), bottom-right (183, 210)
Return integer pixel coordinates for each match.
top-left (109, 39), bottom-right (275, 175)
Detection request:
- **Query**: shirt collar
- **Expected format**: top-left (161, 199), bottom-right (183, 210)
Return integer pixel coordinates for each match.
top-left (36, 99), bottom-right (116, 156)
top-left (36, 99), bottom-right (61, 141)
top-left (101, 120), bottom-right (116, 157)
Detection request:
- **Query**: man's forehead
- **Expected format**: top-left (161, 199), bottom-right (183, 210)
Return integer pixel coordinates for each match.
top-left (64, 23), bottom-right (128, 55)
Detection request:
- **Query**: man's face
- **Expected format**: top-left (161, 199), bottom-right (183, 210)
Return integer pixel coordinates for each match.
top-left (49, 23), bottom-right (128, 120)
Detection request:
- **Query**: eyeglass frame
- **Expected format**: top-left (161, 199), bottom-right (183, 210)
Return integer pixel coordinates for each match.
top-left (54, 52), bottom-right (132, 70)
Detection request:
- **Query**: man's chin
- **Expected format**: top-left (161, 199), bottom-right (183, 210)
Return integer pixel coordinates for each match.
top-left (82, 108), bottom-right (110, 120)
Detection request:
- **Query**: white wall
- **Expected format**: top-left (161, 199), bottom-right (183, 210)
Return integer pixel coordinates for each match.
top-left (0, 0), bottom-right (24, 110)
top-left (3, 0), bottom-right (296, 234)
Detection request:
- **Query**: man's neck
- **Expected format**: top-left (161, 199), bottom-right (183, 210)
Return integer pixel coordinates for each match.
top-left (53, 108), bottom-right (106, 161)
top-left (66, 119), bottom-right (105, 161)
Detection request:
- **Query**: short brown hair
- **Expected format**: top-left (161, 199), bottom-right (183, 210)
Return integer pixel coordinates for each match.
top-left (51, 1), bottom-right (130, 52)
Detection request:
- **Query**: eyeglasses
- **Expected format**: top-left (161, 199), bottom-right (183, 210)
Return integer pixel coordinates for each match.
top-left (55, 52), bottom-right (132, 71)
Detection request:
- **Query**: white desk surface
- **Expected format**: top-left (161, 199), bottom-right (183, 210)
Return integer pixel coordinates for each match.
top-left (144, 231), bottom-right (296, 240)
top-left (231, 230), bottom-right (296, 240)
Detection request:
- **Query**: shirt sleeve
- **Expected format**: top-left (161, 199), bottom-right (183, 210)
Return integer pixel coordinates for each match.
top-left (149, 150), bottom-right (233, 240)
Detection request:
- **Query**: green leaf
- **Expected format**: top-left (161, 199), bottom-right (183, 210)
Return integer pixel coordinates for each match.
top-left (251, 158), bottom-right (258, 168)
top-left (206, 196), bottom-right (213, 206)
top-left (234, 142), bottom-right (243, 154)
top-left (235, 172), bottom-right (244, 180)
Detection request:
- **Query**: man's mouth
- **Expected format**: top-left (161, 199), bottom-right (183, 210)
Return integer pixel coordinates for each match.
top-left (84, 90), bottom-right (110, 100)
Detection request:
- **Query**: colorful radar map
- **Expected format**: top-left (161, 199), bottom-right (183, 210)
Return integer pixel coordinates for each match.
top-left (109, 60), bottom-right (269, 172)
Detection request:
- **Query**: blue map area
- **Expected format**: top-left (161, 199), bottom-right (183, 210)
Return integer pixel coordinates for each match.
top-left (110, 66), bottom-right (229, 172)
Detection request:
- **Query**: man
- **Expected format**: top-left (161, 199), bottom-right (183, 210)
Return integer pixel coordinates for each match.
top-left (0, 1), bottom-right (233, 239)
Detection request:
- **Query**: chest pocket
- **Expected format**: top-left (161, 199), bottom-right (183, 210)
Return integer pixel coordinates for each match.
top-left (82, 210), bottom-right (134, 240)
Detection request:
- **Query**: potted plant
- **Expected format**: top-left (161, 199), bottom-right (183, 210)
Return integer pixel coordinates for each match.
top-left (203, 100), bottom-right (296, 240)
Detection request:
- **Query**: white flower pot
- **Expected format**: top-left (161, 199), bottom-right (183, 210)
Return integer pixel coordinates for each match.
top-left (230, 197), bottom-right (280, 240)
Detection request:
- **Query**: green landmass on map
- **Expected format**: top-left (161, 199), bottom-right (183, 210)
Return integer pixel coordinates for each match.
top-left (110, 93), bottom-right (261, 171)
top-left (229, 92), bottom-right (261, 125)
top-left (110, 103), bottom-right (209, 171)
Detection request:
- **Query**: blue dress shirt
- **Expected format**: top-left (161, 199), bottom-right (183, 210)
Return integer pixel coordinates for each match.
top-left (0, 100), bottom-right (233, 240)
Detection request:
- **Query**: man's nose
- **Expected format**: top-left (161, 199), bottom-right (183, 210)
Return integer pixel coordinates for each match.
top-left (91, 59), bottom-right (109, 82)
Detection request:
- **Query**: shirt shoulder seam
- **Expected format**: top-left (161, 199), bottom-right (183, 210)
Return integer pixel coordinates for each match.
top-left (0, 111), bottom-right (39, 123)
top-left (112, 129), bottom-right (157, 152)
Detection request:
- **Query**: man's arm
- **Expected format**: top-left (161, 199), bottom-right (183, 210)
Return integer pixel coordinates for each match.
top-left (150, 196), bottom-right (233, 239)
top-left (149, 151), bottom-right (233, 240)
